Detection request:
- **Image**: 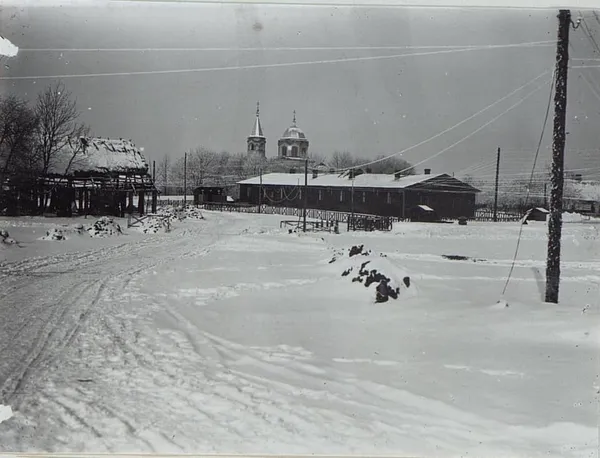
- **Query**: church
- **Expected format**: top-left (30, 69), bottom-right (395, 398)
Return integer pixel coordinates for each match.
top-left (238, 103), bottom-right (480, 220)
top-left (246, 102), bottom-right (309, 160)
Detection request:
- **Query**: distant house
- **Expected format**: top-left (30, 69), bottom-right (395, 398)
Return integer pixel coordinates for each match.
top-left (526, 207), bottom-right (549, 222)
top-left (237, 168), bottom-right (480, 219)
top-left (5, 137), bottom-right (159, 217)
top-left (193, 186), bottom-right (227, 205)
top-left (409, 204), bottom-right (439, 222)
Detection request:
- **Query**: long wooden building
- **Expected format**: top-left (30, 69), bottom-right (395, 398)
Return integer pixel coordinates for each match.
top-left (238, 168), bottom-right (480, 219)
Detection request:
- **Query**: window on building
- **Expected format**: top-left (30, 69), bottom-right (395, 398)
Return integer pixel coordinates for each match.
top-left (281, 146), bottom-right (287, 156)
top-left (292, 146), bottom-right (299, 157)
top-left (318, 189), bottom-right (323, 201)
top-left (362, 192), bottom-right (366, 203)
top-left (387, 192), bottom-right (391, 204)
top-left (246, 187), bottom-right (250, 197)
top-left (340, 190), bottom-right (344, 202)
top-left (250, 144), bottom-right (255, 151)
top-left (301, 148), bottom-right (307, 156)
top-left (280, 188), bottom-right (283, 199)
top-left (299, 189), bottom-right (302, 200)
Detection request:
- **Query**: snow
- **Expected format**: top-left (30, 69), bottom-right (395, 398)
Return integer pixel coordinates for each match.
top-left (50, 137), bottom-right (149, 175)
top-left (0, 405), bottom-right (13, 425)
top-left (417, 204), bottom-right (435, 211)
top-left (0, 36), bottom-right (18, 58)
top-left (0, 212), bottom-right (598, 457)
top-left (239, 172), bottom-right (450, 189)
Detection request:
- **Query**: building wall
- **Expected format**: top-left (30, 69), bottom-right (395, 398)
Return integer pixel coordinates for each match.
top-left (238, 183), bottom-right (477, 218)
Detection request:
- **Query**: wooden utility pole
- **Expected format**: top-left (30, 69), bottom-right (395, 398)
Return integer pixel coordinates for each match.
top-left (303, 158), bottom-right (308, 232)
top-left (258, 167), bottom-right (263, 213)
top-left (493, 147), bottom-right (501, 222)
top-left (183, 152), bottom-right (188, 206)
top-left (545, 9), bottom-right (571, 304)
top-left (151, 160), bottom-right (157, 213)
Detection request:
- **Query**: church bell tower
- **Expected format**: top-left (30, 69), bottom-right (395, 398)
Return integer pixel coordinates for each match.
top-left (247, 102), bottom-right (266, 158)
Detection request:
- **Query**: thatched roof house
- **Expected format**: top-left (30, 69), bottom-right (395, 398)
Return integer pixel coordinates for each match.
top-left (49, 137), bottom-right (150, 177)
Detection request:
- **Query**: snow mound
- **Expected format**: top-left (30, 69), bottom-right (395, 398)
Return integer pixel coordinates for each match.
top-left (562, 212), bottom-right (586, 223)
top-left (329, 244), bottom-right (415, 303)
top-left (87, 217), bottom-right (123, 237)
top-left (39, 228), bottom-right (66, 241)
top-left (0, 404), bottom-right (13, 424)
top-left (0, 228), bottom-right (17, 247)
top-left (0, 36), bottom-right (18, 57)
top-left (69, 223), bottom-right (87, 235)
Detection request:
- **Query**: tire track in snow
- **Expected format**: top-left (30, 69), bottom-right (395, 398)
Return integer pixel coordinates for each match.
top-left (0, 216), bottom-right (234, 407)
top-left (1, 279), bottom-right (108, 406)
top-left (5, 215), bottom-right (253, 450)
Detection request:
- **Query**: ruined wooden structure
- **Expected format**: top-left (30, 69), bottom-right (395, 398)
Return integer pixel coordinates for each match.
top-left (2, 137), bottom-right (158, 217)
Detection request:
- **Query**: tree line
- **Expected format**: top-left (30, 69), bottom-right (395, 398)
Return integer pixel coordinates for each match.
top-left (155, 149), bottom-right (416, 196)
top-left (463, 174), bottom-right (587, 212)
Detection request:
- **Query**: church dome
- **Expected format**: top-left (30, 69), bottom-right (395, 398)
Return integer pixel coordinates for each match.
top-left (281, 125), bottom-right (306, 139)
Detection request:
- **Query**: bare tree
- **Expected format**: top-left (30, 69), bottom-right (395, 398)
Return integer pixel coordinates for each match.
top-left (329, 151), bottom-right (354, 170)
top-left (0, 95), bottom-right (39, 183)
top-left (156, 154), bottom-right (170, 194)
top-left (366, 154), bottom-right (415, 175)
top-left (34, 81), bottom-right (88, 176)
top-left (187, 147), bottom-right (219, 187)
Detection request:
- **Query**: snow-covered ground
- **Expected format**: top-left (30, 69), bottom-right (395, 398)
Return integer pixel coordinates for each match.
top-left (0, 211), bottom-right (598, 457)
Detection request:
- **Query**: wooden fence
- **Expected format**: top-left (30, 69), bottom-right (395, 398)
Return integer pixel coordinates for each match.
top-left (169, 201), bottom-right (524, 225)
top-left (198, 202), bottom-right (394, 224)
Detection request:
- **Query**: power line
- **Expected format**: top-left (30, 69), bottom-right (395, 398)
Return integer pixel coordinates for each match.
top-left (19, 41), bottom-right (555, 53)
top-left (327, 70), bottom-right (551, 174)
top-left (342, 76), bottom-right (552, 176)
top-left (502, 68), bottom-right (556, 297)
top-left (0, 43), bottom-right (553, 81)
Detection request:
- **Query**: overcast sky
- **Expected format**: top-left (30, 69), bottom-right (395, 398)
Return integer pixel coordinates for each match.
top-left (1, 3), bottom-right (599, 180)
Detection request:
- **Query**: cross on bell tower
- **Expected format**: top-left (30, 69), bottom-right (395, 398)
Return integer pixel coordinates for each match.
top-left (247, 101), bottom-right (266, 158)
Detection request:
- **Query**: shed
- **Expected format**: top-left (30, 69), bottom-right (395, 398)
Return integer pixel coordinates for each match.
top-left (409, 204), bottom-right (439, 222)
top-left (526, 207), bottom-right (549, 222)
top-left (193, 186), bottom-right (226, 205)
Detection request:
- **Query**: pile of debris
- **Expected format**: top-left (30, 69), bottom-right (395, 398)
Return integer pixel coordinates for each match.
top-left (331, 244), bottom-right (413, 303)
top-left (155, 205), bottom-right (205, 222)
top-left (39, 228), bottom-right (66, 241)
top-left (87, 217), bottom-right (123, 237)
top-left (182, 205), bottom-right (205, 220)
top-left (0, 229), bottom-right (17, 247)
top-left (130, 216), bottom-right (171, 234)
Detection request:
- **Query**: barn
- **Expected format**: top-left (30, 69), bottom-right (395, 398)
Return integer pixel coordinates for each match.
top-left (238, 169), bottom-right (480, 219)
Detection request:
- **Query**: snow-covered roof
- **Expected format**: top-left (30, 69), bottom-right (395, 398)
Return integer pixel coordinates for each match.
top-left (417, 204), bottom-right (435, 212)
top-left (50, 137), bottom-right (149, 176)
top-left (238, 172), bottom-right (474, 190)
top-left (534, 207), bottom-right (549, 213)
top-left (0, 36), bottom-right (18, 57)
